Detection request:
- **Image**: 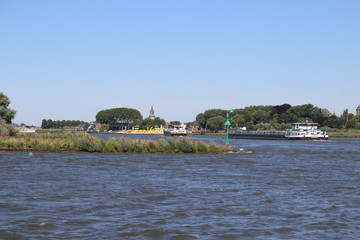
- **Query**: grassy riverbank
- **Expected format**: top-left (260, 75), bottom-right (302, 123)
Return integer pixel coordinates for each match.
top-left (0, 133), bottom-right (231, 153)
top-left (326, 129), bottom-right (360, 138)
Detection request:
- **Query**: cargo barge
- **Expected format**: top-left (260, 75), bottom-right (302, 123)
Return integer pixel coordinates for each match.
top-left (229, 122), bottom-right (328, 140)
top-left (229, 130), bottom-right (286, 140)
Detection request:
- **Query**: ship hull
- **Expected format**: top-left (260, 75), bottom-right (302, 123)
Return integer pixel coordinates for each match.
top-left (285, 136), bottom-right (329, 140)
top-left (229, 133), bottom-right (328, 140)
top-left (229, 132), bottom-right (286, 140)
top-left (164, 131), bottom-right (188, 137)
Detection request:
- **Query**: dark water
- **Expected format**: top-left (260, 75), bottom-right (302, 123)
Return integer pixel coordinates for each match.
top-left (1, 135), bottom-right (359, 239)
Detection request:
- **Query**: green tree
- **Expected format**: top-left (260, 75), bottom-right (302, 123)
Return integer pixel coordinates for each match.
top-left (140, 118), bottom-right (155, 129)
top-left (137, 117), bottom-right (166, 129)
top-left (170, 121), bottom-right (181, 126)
top-left (0, 92), bottom-right (16, 124)
top-left (203, 109), bottom-right (227, 120)
top-left (96, 108), bottom-right (143, 124)
top-left (196, 109), bottom-right (227, 129)
top-left (322, 115), bottom-right (342, 129)
top-left (0, 93), bottom-right (16, 136)
top-left (206, 116), bottom-right (226, 132)
top-left (233, 105), bottom-right (273, 129)
top-left (154, 117), bottom-right (166, 128)
top-left (195, 104), bottom-right (341, 130)
top-left (41, 119), bottom-right (88, 129)
top-left (345, 114), bottom-right (360, 129)
top-left (232, 114), bottom-right (245, 127)
top-left (99, 124), bottom-right (110, 133)
top-left (272, 104), bottom-right (292, 116)
top-left (0, 119), bottom-right (16, 136)
top-left (195, 113), bottom-right (206, 128)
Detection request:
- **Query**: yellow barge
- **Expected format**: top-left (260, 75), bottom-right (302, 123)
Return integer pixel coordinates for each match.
top-left (118, 128), bottom-right (164, 135)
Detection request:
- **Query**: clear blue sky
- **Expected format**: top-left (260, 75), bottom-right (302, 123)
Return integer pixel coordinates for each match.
top-left (1, 0), bottom-right (359, 126)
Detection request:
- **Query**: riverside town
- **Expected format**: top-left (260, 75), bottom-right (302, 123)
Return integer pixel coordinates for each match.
top-left (2, 92), bottom-right (360, 140)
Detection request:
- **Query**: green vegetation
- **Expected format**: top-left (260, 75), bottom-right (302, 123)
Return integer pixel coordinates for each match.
top-left (41, 119), bottom-right (88, 129)
top-left (134, 117), bottom-right (166, 130)
top-left (0, 133), bottom-right (231, 153)
top-left (170, 121), bottom-right (181, 125)
top-left (0, 92), bottom-right (17, 136)
top-left (0, 92), bottom-right (16, 124)
top-left (196, 104), bottom-right (360, 132)
top-left (324, 128), bottom-right (360, 138)
top-left (99, 124), bottom-right (110, 133)
top-left (96, 108), bottom-right (143, 125)
top-left (0, 119), bottom-right (17, 136)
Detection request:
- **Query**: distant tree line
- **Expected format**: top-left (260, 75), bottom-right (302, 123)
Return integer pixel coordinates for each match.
top-left (41, 119), bottom-right (88, 129)
top-left (196, 104), bottom-right (360, 132)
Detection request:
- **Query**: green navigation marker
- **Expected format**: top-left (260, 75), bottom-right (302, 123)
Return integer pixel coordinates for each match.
top-left (224, 109), bottom-right (234, 145)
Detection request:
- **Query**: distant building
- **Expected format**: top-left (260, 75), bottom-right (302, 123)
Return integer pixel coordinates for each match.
top-left (149, 105), bottom-right (155, 119)
top-left (357, 105), bottom-right (360, 116)
top-left (188, 121), bottom-right (200, 132)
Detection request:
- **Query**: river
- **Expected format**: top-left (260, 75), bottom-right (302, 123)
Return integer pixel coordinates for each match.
top-left (0, 135), bottom-right (359, 239)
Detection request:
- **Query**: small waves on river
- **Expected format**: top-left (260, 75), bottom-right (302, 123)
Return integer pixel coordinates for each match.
top-left (0, 135), bottom-right (359, 239)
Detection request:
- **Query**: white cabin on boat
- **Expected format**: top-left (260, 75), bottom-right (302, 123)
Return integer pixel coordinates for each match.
top-left (285, 122), bottom-right (328, 140)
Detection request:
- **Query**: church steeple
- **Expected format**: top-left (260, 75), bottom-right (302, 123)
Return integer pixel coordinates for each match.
top-left (149, 105), bottom-right (155, 119)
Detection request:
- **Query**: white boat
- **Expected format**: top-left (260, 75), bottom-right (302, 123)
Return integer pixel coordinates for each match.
top-left (285, 122), bottom-right (328, 140)
top-left (19, 128), bottom-right (37, 133)
top-left (163, 125), bottom-right (188, 137)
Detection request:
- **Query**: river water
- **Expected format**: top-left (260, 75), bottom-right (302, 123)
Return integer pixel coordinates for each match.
top-left (0, 135), bottom-right (359, 239)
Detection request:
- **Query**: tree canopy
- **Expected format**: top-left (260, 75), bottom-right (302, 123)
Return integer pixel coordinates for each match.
top-left (196, 109), bottom-right (227, 129)
top-left (195, 103), bottom-right (353, 131)
top-left (0, 92), bottom-right (16, 124)
top-left (0, 92), bottom-right (16, 136)
top-left (95, 108), bottom-right (143, 124)
top-left (41, 119), bottom-right (88, 129)
top-left (134, 117), bottom-right (166, 129)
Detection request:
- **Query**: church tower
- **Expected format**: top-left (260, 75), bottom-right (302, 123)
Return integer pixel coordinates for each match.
top-left (149, 105), bottom-right (155, 119)
top-left (357, 105), bottom-right (360, 116)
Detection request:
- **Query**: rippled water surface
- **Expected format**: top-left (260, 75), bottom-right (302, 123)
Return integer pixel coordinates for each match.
top-left (1, 135), bottom-right (359, 239)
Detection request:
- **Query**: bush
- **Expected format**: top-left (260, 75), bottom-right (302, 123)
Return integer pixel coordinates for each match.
top-left (0, 121), bottom-right (17, 136)
top-left (177, 139), bottom-right (196, 153)
top-left (76, 137), bottom-right (102, 152)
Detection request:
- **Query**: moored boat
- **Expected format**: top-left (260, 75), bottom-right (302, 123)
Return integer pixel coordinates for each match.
top-left (19, 128), bottom-right (37, 133)
top-left (163, 126), bottom-right (188, 137)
